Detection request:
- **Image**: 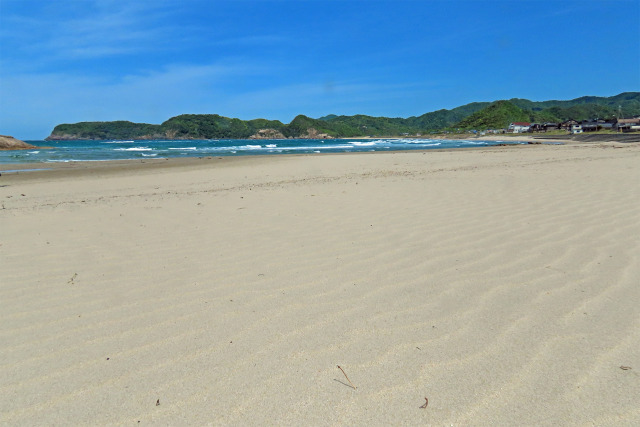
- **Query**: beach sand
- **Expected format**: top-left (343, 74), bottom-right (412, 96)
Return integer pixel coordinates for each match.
top-left (1, 142), bottom-right (639, 425)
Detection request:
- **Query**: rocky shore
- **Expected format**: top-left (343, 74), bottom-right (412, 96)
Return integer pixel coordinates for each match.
top-left (0, 135), bottom-right (36, 150)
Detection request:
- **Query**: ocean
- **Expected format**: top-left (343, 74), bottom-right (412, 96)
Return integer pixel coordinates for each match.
top-left (0, 138), bottom-right (528, 165)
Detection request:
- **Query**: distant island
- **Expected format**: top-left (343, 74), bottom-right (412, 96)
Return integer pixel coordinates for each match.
top-left (46, 92), bottom-right (640, 140)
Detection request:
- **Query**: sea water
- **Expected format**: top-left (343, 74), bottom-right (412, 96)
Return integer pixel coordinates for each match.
top-left (0, 138), bottom-right (528, 165)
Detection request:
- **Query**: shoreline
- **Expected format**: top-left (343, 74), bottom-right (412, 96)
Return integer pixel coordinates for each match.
top-left (0, 137), bottom-right (632, 178)
top-left (3, 134), bottom-right (635, 172)
top-left (345, 132), bottom-right (638, 144)
top-left (2, 137), bottom-right (539, 171)
top-left (0, 143), bottom-right (546, 178)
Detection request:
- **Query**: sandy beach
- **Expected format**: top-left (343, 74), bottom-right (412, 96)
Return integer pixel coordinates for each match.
top-left (1, 142), bottom-right (639, 425)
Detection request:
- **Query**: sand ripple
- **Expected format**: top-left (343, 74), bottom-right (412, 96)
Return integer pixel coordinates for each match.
top-left (1, 144), bottom-right (639, 425)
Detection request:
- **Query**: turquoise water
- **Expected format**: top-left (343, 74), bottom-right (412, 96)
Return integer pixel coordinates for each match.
top-left (0, 138), bottom-right (528, 165)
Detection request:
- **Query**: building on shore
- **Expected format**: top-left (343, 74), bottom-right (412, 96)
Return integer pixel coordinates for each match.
top-left (614, 118), bottom-right (640, 132)
top-left (508, 122), bottom-right (531, 133)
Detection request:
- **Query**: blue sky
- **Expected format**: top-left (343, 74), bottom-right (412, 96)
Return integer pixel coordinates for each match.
top-left (1, 0), bottom-right (638, 139)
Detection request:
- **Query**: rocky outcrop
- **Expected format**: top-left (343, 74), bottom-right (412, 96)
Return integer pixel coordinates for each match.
top-left (571, 133), bottom-right (640, 143)
top-left (0, 135), bottom-right (36, 150)
top-left (249, 128), bottom-right (335, 139)
top-left (299, 128), bottom-right (334, 139)
top-left (249, 129), bottom-right (286, 139)
top-left (45, 133), bottom-right (76, 141)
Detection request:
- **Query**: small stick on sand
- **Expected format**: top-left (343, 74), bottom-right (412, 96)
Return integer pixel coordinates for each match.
top-left (337, 365), bottom-right (356, 389)
top-left (420, 397), bottom-right (428, 408)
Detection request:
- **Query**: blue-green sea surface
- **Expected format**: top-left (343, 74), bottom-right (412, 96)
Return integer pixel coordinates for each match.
top-left (0, 138), bottom-right (529, 165)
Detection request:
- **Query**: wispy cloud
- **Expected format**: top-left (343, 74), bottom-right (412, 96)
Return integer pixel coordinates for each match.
top-left (2, 0), bottom-right (181, 62)
top-left (2, 0), bottom-right (293, 69)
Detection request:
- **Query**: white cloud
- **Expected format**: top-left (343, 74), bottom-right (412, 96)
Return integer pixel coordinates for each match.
top-left (1, 0), bottom-right (181, 63)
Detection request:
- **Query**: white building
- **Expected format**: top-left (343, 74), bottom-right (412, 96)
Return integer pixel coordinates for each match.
top-left (508, 122), bottom-right (531, 133)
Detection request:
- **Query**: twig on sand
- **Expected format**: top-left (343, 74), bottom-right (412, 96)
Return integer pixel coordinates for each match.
top-left (68, 273), bottom-right (77, 284)
top-left (337, 365), bottom-right (356, 389)
top-left (420, 397), bottom-right (429, 408)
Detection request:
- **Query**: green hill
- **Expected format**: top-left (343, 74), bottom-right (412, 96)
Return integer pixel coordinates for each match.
top-left (48, 120), bottom-right (162, 140)
top-left (46, 92), bottom-right (640, 140)
top-left (161, 114), bottom-right (286, 139)
top-left (455, 101), bottom-right (531, 130)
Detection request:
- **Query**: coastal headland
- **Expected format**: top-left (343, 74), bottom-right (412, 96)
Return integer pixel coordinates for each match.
top-left (0, 135), bottom-right (36, 150)
top-left (1, 142), bottom-right (639, 425)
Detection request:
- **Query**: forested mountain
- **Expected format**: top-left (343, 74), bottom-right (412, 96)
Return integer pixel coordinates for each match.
top-left (455, 101), bottom-right (531, 130)
top-left (46, 92), bottom-right (640, 140)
